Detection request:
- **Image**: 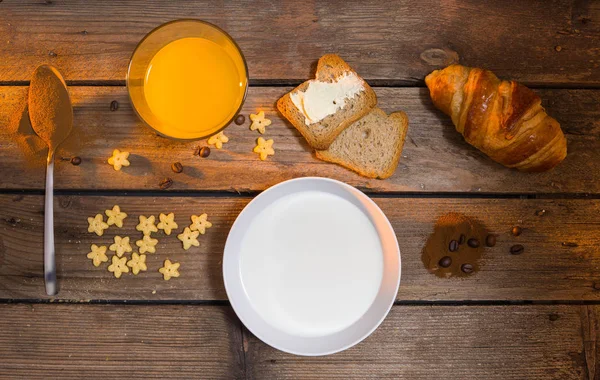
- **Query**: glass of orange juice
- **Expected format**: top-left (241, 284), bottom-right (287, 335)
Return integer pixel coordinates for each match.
top-left (127, 19), bottom-right (248, 140)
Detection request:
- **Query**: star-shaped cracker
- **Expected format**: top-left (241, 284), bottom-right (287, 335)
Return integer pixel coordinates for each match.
top-left (157, 212), bottom-right (178, 235)
top-left (108, 255), bottom-right (129, 278)
top-left (87, 244), bottom-right (108, 267)
top-left (190, 213), bottom-right (212, 235)
top-left (107, 149), bottom-right (130, 171)
top-left (136, 235), bottom-right (158, 254)
top-left (126, 252), bottom-right (147, 275)
top-left (253, 137), bottom-right (275, 160)
top-left (87, 214), bottom-right (109, 236)
top-left (177, 227), bottom-right (200, 250)
top-left (105, 205), bottom-right (127, 228)
top-left (207, 131), bottom-right (229, 149)
top-left (109, 236), bottom-right (132, 257)
top-left (249, 111), bottom-right (272, 134)
top-left (136, 215), bottom-right (158, 236)
top-left (159, 259), bottom-right (180, 281)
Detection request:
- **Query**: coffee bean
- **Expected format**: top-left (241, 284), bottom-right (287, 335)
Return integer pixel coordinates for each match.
top-left (485, 234), bottom-right (496, 247)
top-left (548, 314), bottom-right (560, 321)
top-left (199, 146), bottom-right (211, 158)
top-left (461, 263), bottom-right (474, 274)
top-left (449, 240), bottom-right (459, 252)
top-left (159, 177), bottom-right (173, 190)
top-left (512, 226), bottom-right (522, 236)
top-left (234, 114), bottom-right (246, 125)
top-left (467, 238), bottom-right (480, 248)
top-left (70, 156), bottom-right (82, 166)
top-left (438, 256), bottom-right (452, 268)
top-left (110, 100), bottom-right (119, 111)
top-left (458, 234), bottom-right (466, 245)
top-left (510, 244), bottom-right (525, 255)
top-left (171, 162), bottom-right (183, 173)
top-left (193, 146), bottom-right (201, 156)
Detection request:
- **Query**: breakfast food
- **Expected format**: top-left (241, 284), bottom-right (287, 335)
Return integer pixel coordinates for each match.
top-left (253, 137), bottom-right (275, 161)
top-left (425, 65), bottom-right (567, 171)
top-left (157, 212), bottom-right (178, 235)
top-left (136, 235), bottom-right (158, 254)
top-left (178, 227), bottom-right (200, 250)
top-left (87, 244), bottom-right (108, 267)
top-left (316, 108), bottom-right (409, 179)
top-left (107, 149), bottom-right (130, 171)
top-left (108, 255), bottom-right (129, 278)
top-left (105, 205), bottom-right (127, 227)
top-left (189, 214), bottom-right (212, 234)
top-left (127, 253), bottom-right (147, 275)
top-left (159, 259), bottom-right (180, 281)
top-left (136, 215), bottom-right (158, 235)
top-left (207, 131), bottom-right (229, 149)
top-left (250, 111), bottom-right (271, 134)
top-left (277, 54), bottom-right (377, 149)
top-left (109, 236), bottom-right (132, 257)
top-left (87, 214), bottom-right (109, 236)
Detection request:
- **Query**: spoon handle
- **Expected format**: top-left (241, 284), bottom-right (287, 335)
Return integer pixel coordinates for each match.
top-left (44, 155), bottom-right (57, 296)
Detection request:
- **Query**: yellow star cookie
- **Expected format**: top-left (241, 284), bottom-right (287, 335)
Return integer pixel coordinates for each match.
top-left (250, 111), bottom-right (272, 134)
top-left (159, 259), bottom-right (180, 281)
top-left (177, 227), bottom-right (199, 250)
top-left (87, 214), bottom-right (109, 236)
top-left (136, 235), bottom-right (158, 254)
top-left (87, 244), bottom-right (108, 267)
top-left (190, 213), bottom-right (212, 235)
top-left (109, 236), bottom-right (132, 257)
top-left (105, 205), bottom-right (127, 228)
top-left (157, 212), bottom-right (178, 235)
top-left (108, 255), bottom-right (129, 278)
top-left (253, 137), bottom-right (275, 160)
top-left (107, 149), bottom-right (130, 171)
top-left (207, 131), bottom-right (229, 149)
top-left (126, 252), bottom-right (147, 275)
top-left (136, 215), bottom-right (158, 236)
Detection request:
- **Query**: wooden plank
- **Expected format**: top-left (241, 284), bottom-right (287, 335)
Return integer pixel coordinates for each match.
top-left (0, 1), bottom-right (599, 85)
top-left (245, 305), bottom-right (592, 379)
top-left (2, 195), bottom-right (600, 302)
top-left (2, 86), bottom-right (599, 194)
top-left (0, 304), bottom-right (244, 379)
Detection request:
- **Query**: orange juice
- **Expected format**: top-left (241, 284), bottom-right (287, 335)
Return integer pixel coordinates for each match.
top-left (143, 37), bottom-right (246, 139)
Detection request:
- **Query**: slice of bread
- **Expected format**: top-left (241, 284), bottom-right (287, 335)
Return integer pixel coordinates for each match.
top-left (315, 108), bottom-right (409, 179)
top-left (277, 54), bottom-right (377, 150)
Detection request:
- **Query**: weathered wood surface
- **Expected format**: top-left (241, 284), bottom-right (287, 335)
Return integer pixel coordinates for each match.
top-left (0, 1), bottom-right (599, 85)
top-left (0, 304), bottom-right (594, 379)
top-left (2, 195), bottom-right (599, 302)
top-left (245, 305), bottom-right (596, 379)
top-left (1, 86), bottom-right (599, 194)
top-left (0, 304), bottom-right (245, 379)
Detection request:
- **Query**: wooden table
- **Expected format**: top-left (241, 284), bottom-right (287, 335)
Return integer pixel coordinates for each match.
top-left (1, 1), bottom-right (599, 378)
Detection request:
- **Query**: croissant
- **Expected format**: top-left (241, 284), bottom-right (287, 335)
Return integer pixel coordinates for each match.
top-left (425, 65), bottom-right (567, 172)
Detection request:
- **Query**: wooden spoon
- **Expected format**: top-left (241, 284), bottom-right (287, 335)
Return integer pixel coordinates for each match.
top-left (29, 65), bottom-right (73, 296)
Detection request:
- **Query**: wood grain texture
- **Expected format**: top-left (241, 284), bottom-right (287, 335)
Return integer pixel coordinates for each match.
top-left (1, 86), bottom-right (599, 194)
top-left (2, 195), bottom-right (600, 301)
top-left (0, 304), bottom-right (244, 379)
top-left (0, 0), bottom-right (598, 85)
top-left (245, 305), bottom-right (590, 380)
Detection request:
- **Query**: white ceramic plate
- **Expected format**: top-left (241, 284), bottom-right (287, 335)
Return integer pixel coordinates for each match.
top-left (223, 177), bottom-right (400, 356)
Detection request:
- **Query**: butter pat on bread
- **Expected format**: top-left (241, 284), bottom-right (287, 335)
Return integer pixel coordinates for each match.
top-left (277, 54), bottom-right (376, 149)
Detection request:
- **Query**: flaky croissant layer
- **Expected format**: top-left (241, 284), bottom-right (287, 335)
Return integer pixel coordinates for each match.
top-left (425, 65), bottom-right (567, 172)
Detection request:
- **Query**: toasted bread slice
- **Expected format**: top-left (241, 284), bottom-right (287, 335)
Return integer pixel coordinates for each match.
top-left (277, 54), bottom-right (377, 150)
top-left (316, 108), bottom-right (409, 179)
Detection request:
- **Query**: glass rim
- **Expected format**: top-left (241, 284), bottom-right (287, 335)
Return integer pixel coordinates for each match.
top-left (126, 19), bottom-right (249, 141)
